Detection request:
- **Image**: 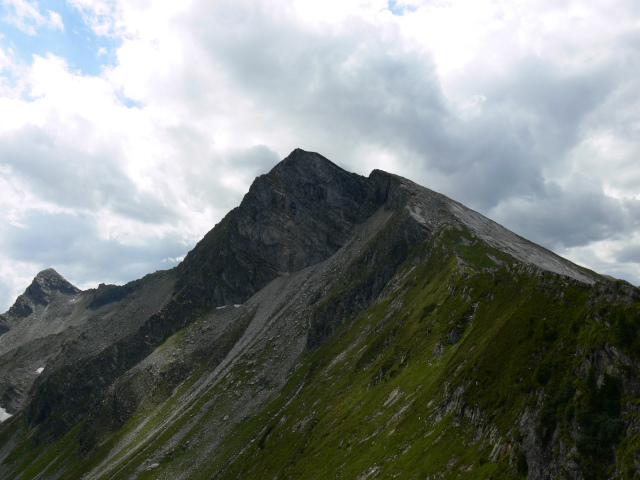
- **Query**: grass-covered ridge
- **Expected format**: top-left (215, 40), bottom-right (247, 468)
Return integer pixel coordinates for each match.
top-left (209, 227), bottom-right (640, 479)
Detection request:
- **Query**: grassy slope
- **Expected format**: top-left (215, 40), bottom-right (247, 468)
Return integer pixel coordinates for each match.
top-left (1, 226), bottom-right (639, 479)
top-left (209, 227), bottom-right (640, 479)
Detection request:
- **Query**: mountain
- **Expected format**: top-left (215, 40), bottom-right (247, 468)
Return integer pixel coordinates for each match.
top-left (0, 149), bottom-right (638, 480)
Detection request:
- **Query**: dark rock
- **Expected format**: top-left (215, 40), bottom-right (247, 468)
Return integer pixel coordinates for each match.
top-left (445, 326), bottom-right (464, 345)
top-left (6, 269), bottom-right (80, 318)
top-left (27, 296), bottom-right (207, 444)
top-left (174, 149), bottom-right (385, 308)
top-left (6, 297), bottom-right (32, 318)
top-left (87, 282), bottom-right (136, 310)
top-left (306, 208), bottom-right (424, 350)
top-left (0, 317), bottom-right (9, 337)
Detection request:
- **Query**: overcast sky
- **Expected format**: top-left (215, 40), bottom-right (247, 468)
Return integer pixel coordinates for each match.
top-left (0, 0), bottom-right (639, 311)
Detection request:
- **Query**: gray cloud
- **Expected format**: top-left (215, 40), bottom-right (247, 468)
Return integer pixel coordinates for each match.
top-left (185, 1), bottom-right (625, 217)
top-left (165, 127), bottom-right (281, 211)
top-left (480, 57), bottom-right (615, 156)
top-left (0, 211), bottom-right (189, 296)
top-left (491, 184), bottom-right (639, 250)
top-left (0, 126), bottom-right (178, 224)
top-left (616, 245), bottom-right (640, 264)
top-left (189, 3), bottom-right (446, 151)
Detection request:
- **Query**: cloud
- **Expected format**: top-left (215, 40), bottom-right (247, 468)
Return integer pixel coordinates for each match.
top-left (2, 0), bottom-right (64, 34)
top-left (46, 10), bottom-right (63, 31)
top-left (0, 44), bottom-right (287, 311)
top-left (0, 210), bottom-right (190, 304)
top-left (66, 0), bottom-right (122, 37)
top-left (617, 244), bottom-right (640, 265)
top-left (179, 0), bottom-right (632, 217)
top-left (490, 182), bottom-right (639, 249)
top-left (183, 2), bottom-right (446, 169)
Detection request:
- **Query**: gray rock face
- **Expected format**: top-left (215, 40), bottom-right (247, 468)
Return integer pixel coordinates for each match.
top-left (174, 147), bottom-right (595, 316)
top-left (174, 149), bottom-right (386, 308)
top-left (368, 169), bottom-right (598, 285)
top-left (5, 269), bottom-right (80, 320)
top-left (0, 269), bottom-right (83, 357)
top-left (0, 268), bottom-right (177, 424)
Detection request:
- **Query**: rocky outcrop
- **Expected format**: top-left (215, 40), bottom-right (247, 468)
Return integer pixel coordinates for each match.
top-left (0, 268), bottom-right (177, 428)
top-left (6, 269), bottom-right (80, 319)
top-left (174, 149), bottom-right (386, 308)
top-left (87, 282), bottom-right (137, 310)
top-left (27, 296), bottom-right (208, 443)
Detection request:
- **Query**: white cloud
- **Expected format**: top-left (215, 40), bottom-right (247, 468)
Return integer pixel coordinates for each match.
top-left (2, 0), bottom-right (64, 34)
top-left (66, 0), bottom-right (122, 36)
top-left (290, 0), bottom-right (390, 24)
top-left (162, 255), bottom-right (185, 264)
top-left (47, 10), bottom-right (63, 31)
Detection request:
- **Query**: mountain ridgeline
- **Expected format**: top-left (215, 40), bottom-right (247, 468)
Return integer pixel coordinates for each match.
top-left (0, 149), bottom-right (639, 479)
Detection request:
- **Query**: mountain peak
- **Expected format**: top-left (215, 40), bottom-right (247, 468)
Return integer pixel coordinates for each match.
top-left (268, 149), bottom-right (353, 183)
top-left (32, 268), bottom-right (79, 293)
top-left (175, 149), bottom-right (384, 308)
top-left (35, 268), bottom-right (63, 282)
top-left (6, 269), bottom-right (80, 318)
top-left (176, 148), bottom-right (597, 312)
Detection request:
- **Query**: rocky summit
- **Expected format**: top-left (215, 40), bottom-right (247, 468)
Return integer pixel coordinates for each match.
top-left (0, 149), bottom-right (639, 480)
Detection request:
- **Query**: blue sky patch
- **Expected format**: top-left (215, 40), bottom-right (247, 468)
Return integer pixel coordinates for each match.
top-left (388, 1), bottom-right (417, 16)
top-left (0, 0), bottom-right (120, 77)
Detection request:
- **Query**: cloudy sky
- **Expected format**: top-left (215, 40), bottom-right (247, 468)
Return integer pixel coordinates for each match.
top-left (0, 0), bottom-right (638, 311)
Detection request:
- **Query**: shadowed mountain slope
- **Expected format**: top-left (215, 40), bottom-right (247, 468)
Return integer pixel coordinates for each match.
top-left (173, 148), bottom-right (386, 307)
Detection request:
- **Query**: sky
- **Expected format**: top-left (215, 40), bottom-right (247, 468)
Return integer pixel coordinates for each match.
top-left (0, 0), bottom-right (639, 312)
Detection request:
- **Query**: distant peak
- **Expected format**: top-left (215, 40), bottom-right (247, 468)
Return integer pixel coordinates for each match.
top-left (33, 268), bottom-right (77, 289)
top-left (36, 268), bottom-right (63, 280)
top-left (6, 269), bottom-right (81, 318)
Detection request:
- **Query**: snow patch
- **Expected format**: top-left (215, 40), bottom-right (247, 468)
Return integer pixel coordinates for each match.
top-left (216, 306), bottom-right (226, 310)
top-left (234, 304), bottom-right (241, 308)
top-left (36, 367), bottom-right (44, 374)
top-left (0, 407), bottom-right (12, 423)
